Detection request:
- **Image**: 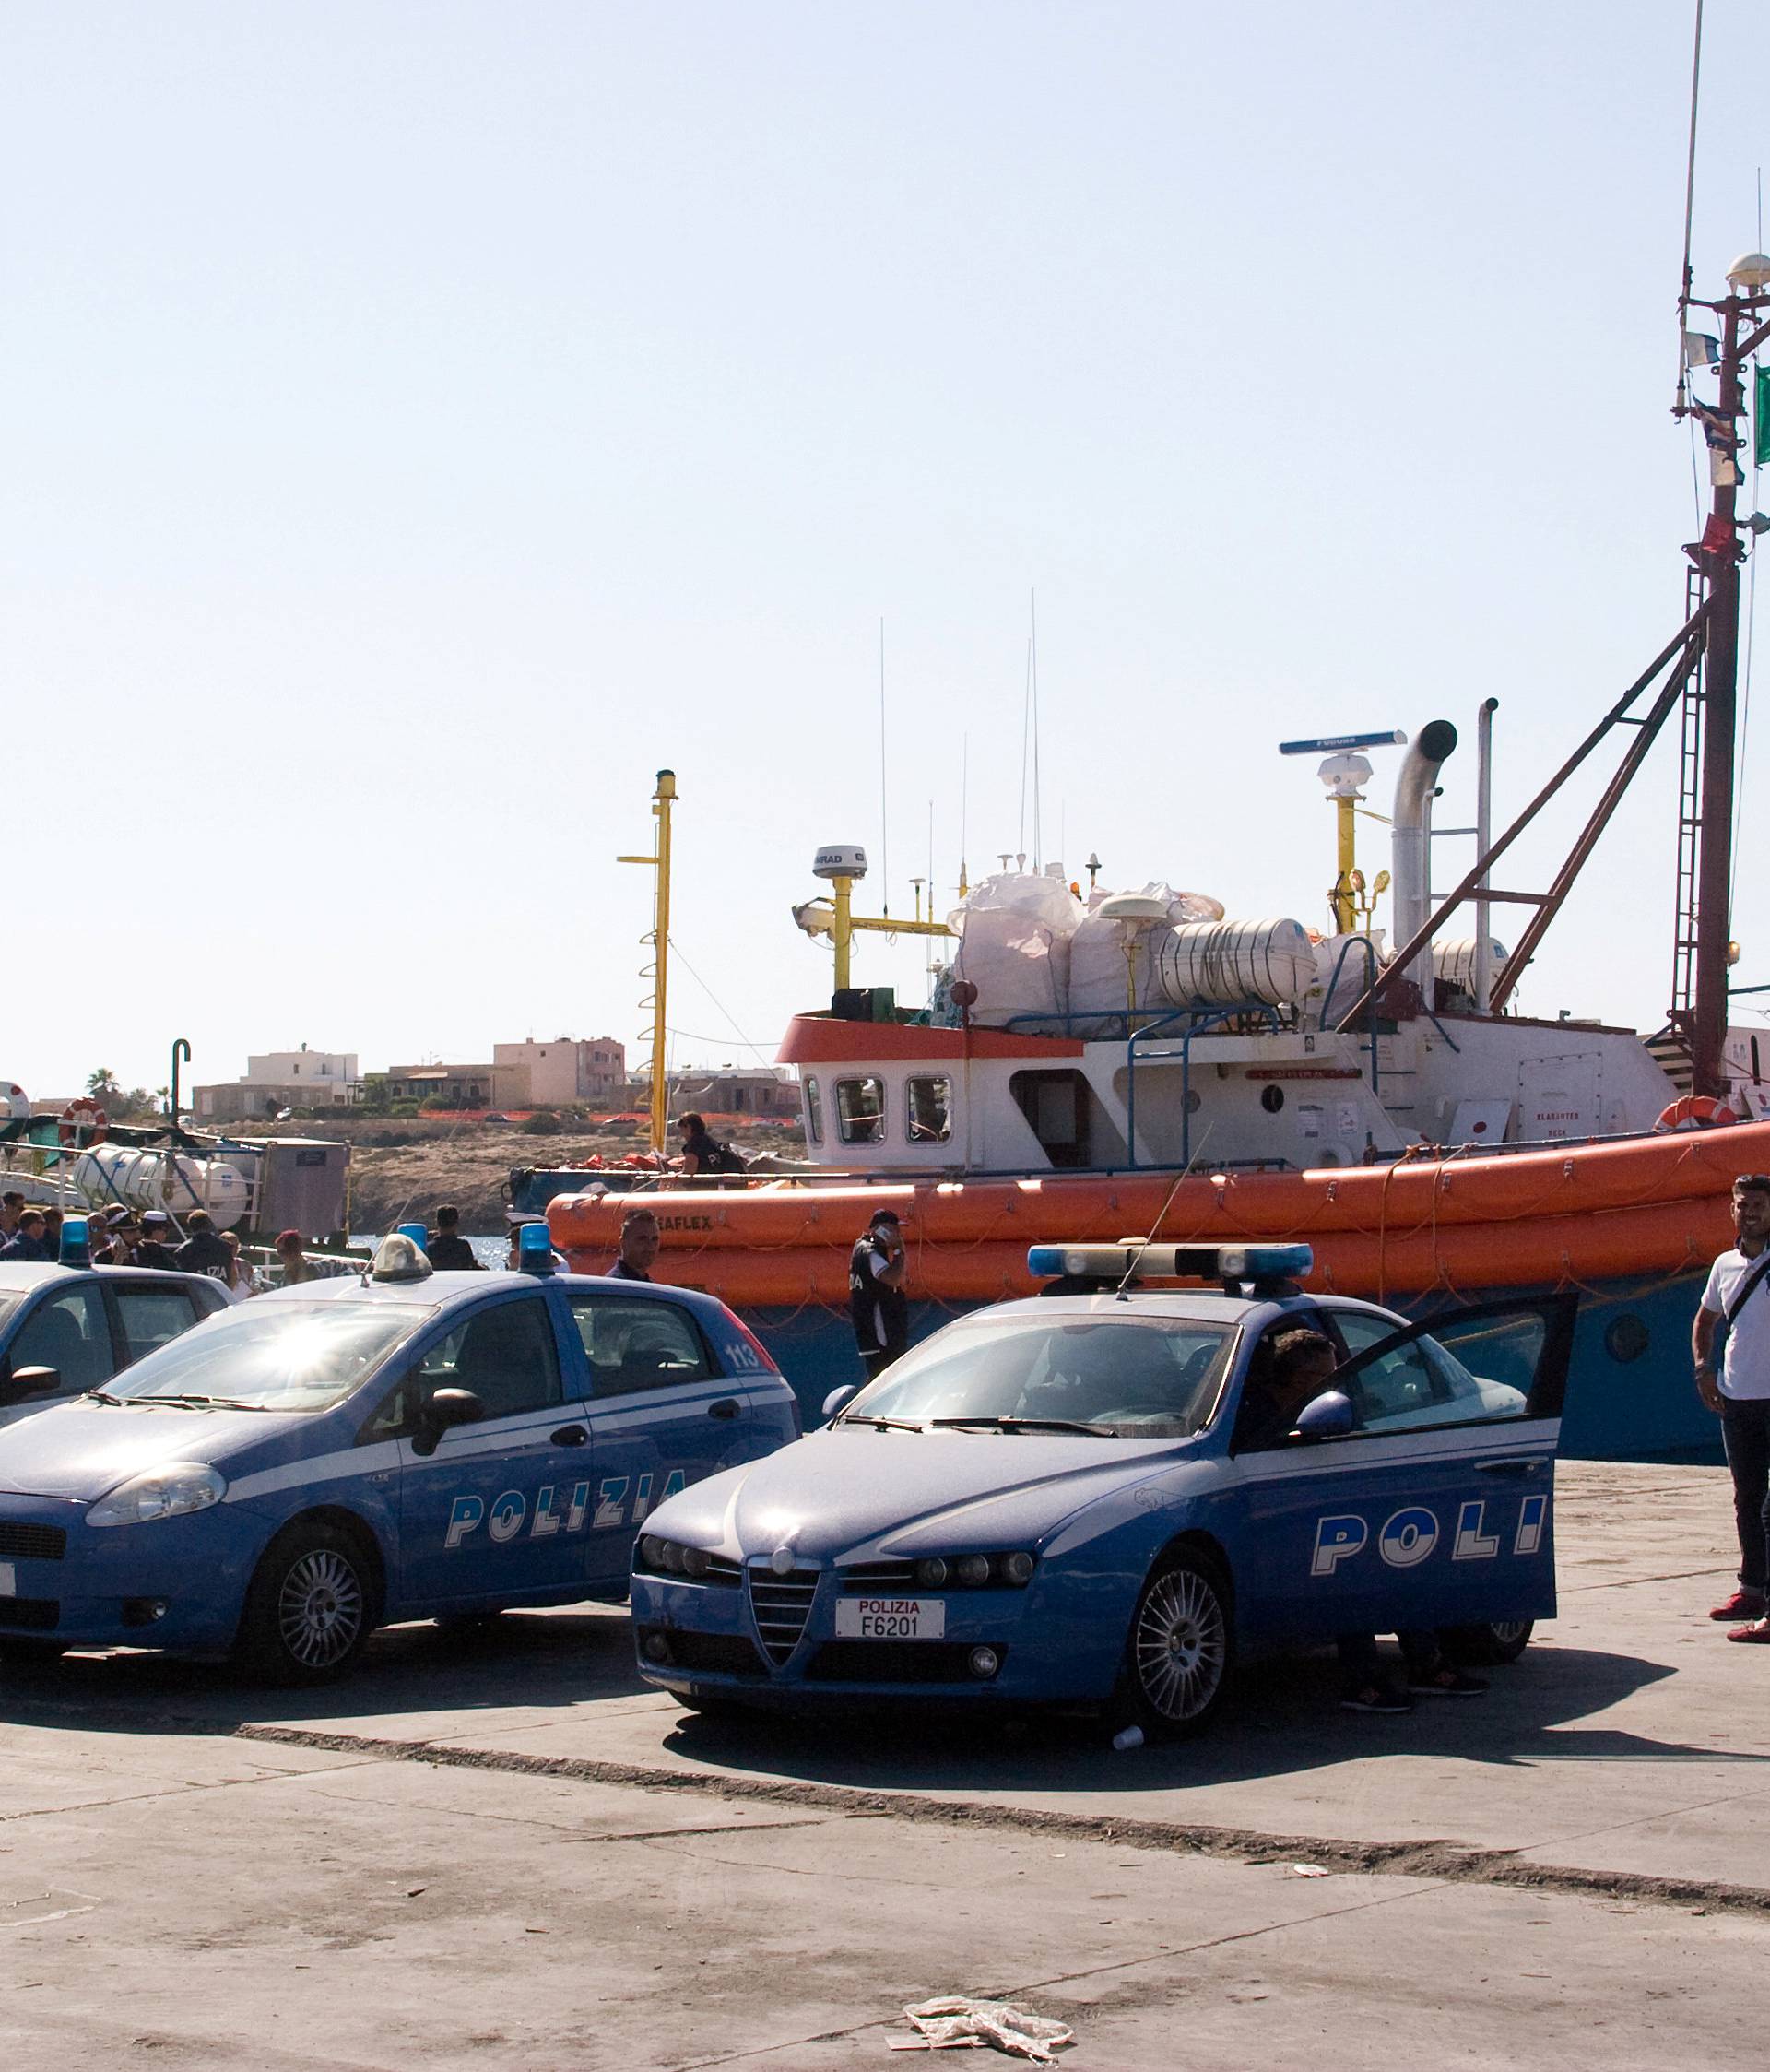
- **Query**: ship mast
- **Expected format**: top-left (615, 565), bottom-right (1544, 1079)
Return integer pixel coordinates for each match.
top-left (1679, 255), bottom-right (1770, 1095)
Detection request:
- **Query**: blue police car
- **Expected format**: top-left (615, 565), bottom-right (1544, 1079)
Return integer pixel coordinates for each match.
top-left (630, 1243), bottom-right (1576, 1736)
top-left (0, 1230), bottom-right (799, 1682)
top-left (0, 1261), bottom-right (230, 1433)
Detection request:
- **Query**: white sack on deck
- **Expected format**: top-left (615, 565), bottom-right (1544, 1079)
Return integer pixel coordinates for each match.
top-left (1068, 882), bottom-right (1227, 1033)
top-left (947, 872), bottom-right (1085, 1028)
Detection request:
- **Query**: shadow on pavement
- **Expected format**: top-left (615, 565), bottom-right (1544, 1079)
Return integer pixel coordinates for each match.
top-left (0, 1603), bottom-right (648, 1734)
top-left (655, 1642), bottom-right (1770, 1795)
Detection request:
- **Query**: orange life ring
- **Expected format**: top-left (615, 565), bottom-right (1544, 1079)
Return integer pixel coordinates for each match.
top-left (58, 1098), bottom-right (109, 1147)
top-left (1656, 1094), bottom-right (1740, 1131)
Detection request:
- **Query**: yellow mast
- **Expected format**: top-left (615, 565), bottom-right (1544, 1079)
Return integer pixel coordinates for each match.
top-left (618, 769), bottom-right (678, 1158)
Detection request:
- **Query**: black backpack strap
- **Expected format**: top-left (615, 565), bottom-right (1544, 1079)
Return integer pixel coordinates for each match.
top-left (1723, 1251), bottom-right (1770, 1332)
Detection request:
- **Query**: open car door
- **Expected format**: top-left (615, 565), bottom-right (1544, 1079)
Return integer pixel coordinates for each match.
top-left (1238, 1294), bottom-right (1577, 1651)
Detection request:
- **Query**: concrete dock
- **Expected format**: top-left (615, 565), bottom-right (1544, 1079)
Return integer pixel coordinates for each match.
top-left (2, 1461), bottom-right (1765, 2068)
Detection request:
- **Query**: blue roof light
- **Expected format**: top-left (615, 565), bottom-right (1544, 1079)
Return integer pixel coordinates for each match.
top-left (517, 1222), bottom-right (557, 1276)
top-left (396, 1221), bottom-right (430, 1253)
top-left (58, 1216), bottom-right (91, 1269)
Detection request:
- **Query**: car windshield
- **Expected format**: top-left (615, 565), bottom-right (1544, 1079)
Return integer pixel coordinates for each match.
top-left (0, 1291), bottom-right (22, 1333)
top-left (104, 1302), bottom-right (431, 1413)
top-left (844, 1312), bottom-right (1236, 1438)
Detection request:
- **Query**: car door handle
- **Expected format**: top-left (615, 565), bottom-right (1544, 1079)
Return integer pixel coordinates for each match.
top-left (707, 1398), bottom-right (741, 1420)
top-left (550, 1425), bottom-right (589, 1446)
top-left (1475, 1458), bottom-right (1548, 1476)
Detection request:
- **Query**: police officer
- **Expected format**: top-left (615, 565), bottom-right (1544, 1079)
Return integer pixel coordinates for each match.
top-left (849, 1208), bottom-right (908, 1382)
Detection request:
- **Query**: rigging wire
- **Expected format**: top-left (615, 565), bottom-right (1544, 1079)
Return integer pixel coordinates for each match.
top-left (1018, 640), bottom-right (1031, 858)
top-left (1731, 165), bottom-right (1764, 909)
top-left (666, 939), bottom-right (766, 1060)
top-left (1675, 0), bottom-right (1705, 411)
top-left (879, 618), bottom-right (890, 916)
top-left (1030, 588), bottom-right (1043, 870)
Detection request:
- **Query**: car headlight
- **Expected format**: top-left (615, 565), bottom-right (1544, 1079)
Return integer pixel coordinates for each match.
top-left (87, 1463), bottom-right (227, 1528)
top-left (909, 1551), bottom-right (1035, 1590)
top-left (635, 1534), bottom-right (736, 1584)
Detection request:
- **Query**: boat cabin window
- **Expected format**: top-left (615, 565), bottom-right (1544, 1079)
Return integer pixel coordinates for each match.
top-left (803, 1076), bottom-right (824, 1146)
top-left (835, 1077), bottom-right (886, 1145)
top-left (906, 1076), bottom-right (952, 1144)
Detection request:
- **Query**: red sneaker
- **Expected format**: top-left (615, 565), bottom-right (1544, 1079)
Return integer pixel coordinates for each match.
top-left (1709, 1592), bottom-right (1766, 1621)
top-left (1725, 1618), bottom-right (1770, 1644)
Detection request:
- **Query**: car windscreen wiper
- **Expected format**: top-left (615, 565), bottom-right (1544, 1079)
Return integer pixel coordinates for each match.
top-left (838, 1413), bottom-right (926, 1432)
top-left (82, 1390), bottom-right (126, 1406)
top-left (929, 1415), bottom-right (1115, 1437)
top-left (134, 1392), bottom-right (275, 1412)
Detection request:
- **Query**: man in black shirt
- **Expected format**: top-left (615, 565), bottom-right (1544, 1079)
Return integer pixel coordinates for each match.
top-left (174, 1209), bottom-right (233, 1285)
top-left (849, 1208), bottom-right (909, 1381)
top-left (608, 1206), bottom-right (660, 1281)
top-left (427, 1204), bottom-right (481, 1272)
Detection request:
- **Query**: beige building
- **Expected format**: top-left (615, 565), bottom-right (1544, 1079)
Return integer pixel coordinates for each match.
top-left (384, 1063), bottom-right (515, 1108)
top-left (493, 1038), bottom-right (627, 1108)
top-left (194, 1046), bottom-right (361, 1121)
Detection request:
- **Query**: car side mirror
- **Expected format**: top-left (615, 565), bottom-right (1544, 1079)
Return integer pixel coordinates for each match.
top-left (821, 1384), bottom-right (857, 1422)
top-left (410, 1386), bottom-right (485, 1458)
top-left (2, 1365), bottom-right (61, 1406)
top-left (1292, 1390), bottom-right (1355, 1442)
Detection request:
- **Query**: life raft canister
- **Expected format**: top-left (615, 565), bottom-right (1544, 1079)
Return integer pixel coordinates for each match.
top-left (1655, 1094), bottom-right (1740, 1131)
top-left (58, 1097), bottom-right (109, 1147)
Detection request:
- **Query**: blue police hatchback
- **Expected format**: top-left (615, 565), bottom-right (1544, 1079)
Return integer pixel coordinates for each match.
top-left (631, 1243), bottom-right (1576, 1736)
top-left (0, 1233), bottom-right (799, 1682)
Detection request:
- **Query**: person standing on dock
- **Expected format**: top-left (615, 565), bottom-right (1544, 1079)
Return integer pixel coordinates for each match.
top-left (608, 1206), bottom-right (660, 1282)
top-left (275, 1229), bottom-right (320, 1285)
top-left (426, 1205), bottom-right (481, 1272)
top-left (1694, 1173), bottom-right (1770, 1641)
top-left (174, 1209), bottom-right (232, 1285)
top-left (849, 1208), bottom-right (909, 1382)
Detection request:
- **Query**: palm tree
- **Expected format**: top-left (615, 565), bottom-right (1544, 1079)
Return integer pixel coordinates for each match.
top-left (86, 1068), bottom-right (124, 1106)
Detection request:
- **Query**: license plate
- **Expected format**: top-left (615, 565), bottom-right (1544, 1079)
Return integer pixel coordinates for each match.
top-left (0, 1563), bottom-right (13, 1596)
top-left (833, 1595), bottom-right (946, 1641)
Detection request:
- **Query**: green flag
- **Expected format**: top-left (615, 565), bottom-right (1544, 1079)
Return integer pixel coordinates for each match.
top-left (1758, 365), bottom-right (1770, 468)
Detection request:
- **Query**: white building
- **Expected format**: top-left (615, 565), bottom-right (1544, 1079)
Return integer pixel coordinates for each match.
top-left (194, 1045), bottom-right (362, 1121)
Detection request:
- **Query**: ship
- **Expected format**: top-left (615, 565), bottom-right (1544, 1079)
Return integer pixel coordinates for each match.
top-left (549, 252), bottom-right (1770, 1464)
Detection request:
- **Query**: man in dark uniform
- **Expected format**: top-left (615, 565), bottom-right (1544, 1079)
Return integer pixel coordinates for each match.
top-left (849, 1207), bottom-right (908, 1382)
top-left (173, 1209), bottom-right (233, 1285)
top-left (427, 1204), bottom-right (481, 1272)
top-left (133, 1213), bottom-right (181, 1272)
top-left (608, 1206), bottom-right (660, 1281)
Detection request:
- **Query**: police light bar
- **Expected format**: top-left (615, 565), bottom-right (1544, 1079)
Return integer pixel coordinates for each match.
top-left (1027, 1242), bottom-right (1314, 1283)
top-left (516, 1222), bottom-right (558, 1276)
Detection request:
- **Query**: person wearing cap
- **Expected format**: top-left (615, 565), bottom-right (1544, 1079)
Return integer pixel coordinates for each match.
top-left (276, 1230), bottom-right (319, 1285)
top-left (608, 1205), bottom-right (660, 1282)
top-left (849, 1207), bottom-right (909, 1381)
top-left (91, 1209), bottom-right (137, 1265)
top-left (133, 1214), bottom-right (181, 1271)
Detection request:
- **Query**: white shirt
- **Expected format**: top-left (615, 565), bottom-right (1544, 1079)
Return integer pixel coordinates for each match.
top-left (1700, 1247), bottom-right (1770, 1401)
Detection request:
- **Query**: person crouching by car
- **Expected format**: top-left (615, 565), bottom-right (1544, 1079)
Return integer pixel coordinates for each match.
top-left (849, 1208), bottom-right (909, 1383)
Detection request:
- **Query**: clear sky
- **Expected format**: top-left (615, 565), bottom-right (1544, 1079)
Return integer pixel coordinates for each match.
top-left (6, 3), bottom-right (1767, 1100)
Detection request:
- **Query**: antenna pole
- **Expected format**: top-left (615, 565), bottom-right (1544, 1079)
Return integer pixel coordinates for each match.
top-left (1675, 1), bottom-right (1705, 409)
top-left (879, 620), bottom-right (890, 917)
top-left (617, 769), bottom-right (678, 1158)
top-left (1691, 288), bottom-right (1746, 1095)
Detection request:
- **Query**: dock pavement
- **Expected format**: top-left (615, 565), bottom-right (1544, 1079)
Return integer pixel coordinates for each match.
top-left (1, 1460), bottom-right (1764, 2068)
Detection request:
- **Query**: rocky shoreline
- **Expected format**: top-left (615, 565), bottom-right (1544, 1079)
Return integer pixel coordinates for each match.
top-left (255, 1116), bottom-right (804, 1236)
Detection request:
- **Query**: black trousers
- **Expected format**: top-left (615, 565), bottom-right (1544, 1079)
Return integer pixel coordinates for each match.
top-left (1720, 1397), bottom-right (1770, 1596)
top-left (1336, 1631), bottom-right (1442, 1687)
top-left (858, 1346), bottom-right (903, 1385)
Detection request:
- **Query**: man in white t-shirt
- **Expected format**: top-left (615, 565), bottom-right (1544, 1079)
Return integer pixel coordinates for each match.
top-left (1693, 1173), bottom-right (1770, 1641)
